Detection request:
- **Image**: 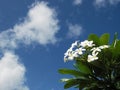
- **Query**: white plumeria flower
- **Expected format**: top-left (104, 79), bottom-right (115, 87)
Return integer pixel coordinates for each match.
top-left (64, 48), bottom-right (73, 62)
top-left (75, 48), bottom-right (86, 55)
top-left (87, 54), bottom-right (98, 62)
top-left (71, 41), bottom-right (78, 49)
top-left (80, 40), bottom-right (95, 48)
top-left (64, 48), bottom-right (72, 56)
top-left (92, 51), bottom-right (99, 56)
top-left (64, 56), bottom-right (68, 62)
top-left (87, 45), bottom-right (110, 62)
top-left (68, 56), bottom-right (74, 60)
top-left (64, 41), bottom-right (79, 62)
top-left (91, 47), bottom-right (101, 53)
top-left (64, 51), bottom-right (78, 62)
top-left (64, 39), bottom-right (110, 63)
top-left (87, 41), bottom-right (95, 47)
top-left (64, 41), bottom-right (78, 56)
top-left (90, 47), bottom-right (101, 58)
top-left (99, 45), bottom-right (109, 49)
top-left (67, 51), bottom-right (78, 60)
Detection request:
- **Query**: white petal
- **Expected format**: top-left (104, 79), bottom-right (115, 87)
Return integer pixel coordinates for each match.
top-left (87, 54), bottom-right (98, 62)
top-left (71, 41), bottom-right (78, 48)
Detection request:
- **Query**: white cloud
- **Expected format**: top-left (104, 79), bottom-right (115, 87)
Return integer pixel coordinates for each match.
top-left (73, 0), bottom-right (82, 5)
top-left (94, 0), bottom-right (120, 7)
top-left (0, 52), bottom-right (29, 90)
top-left (109, 0), bottom-right (120, 5)
top-left (67, 24), bottom-right (82, 38)
top-left (0, 1), bottom-right (59, 90)
top-left (14, 2), bottom-right (59, 45)
top-left (94, 0), bottom-right (106, 7)
top-left (0, 1), bottom-right (59, 51)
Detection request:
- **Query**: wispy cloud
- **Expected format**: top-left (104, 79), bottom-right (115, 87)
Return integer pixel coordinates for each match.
top-left (73, 0), bottom-right (82, 5)
top-left (94, 0), bottom-right (120, 8)
top-left (67, 24), bottom-right (82, 39)
top-left (0, 1), bottom-right (59, 90)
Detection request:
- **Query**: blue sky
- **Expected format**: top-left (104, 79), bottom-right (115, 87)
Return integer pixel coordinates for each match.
top-left (0, 0), bottom-right (120, 90)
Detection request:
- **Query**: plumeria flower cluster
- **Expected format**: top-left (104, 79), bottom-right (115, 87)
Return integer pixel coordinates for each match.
top-left (87, 45), bottom-right (109, 62)
top-left (64, 40), bottom-right (109, 62)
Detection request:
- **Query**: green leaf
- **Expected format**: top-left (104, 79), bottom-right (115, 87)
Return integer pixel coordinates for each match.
top-left (88, 34), bottom-right (100, 46)
top-left (64, 79), bottom-right (80, 89)
top-left (58, 68), bottom-right (85, 77)
top-left (64, 78), bottom-right (92, 89)
top-left (78, 81), bottom-right (92, 90)
top-left (111, 32), bottom-right (118, 47)
top-left (113, 40), bottom-right (120, 55)
top-left (100, 33), bottom-right (110, 45)
top-left (82, 84), bottom-right (99, 90)
top-left (110, 39), bottom-right (120, 57)
top-left (90, 60), bottom-right (105, 70)
top-left (75, 61), bottom-right (92, 75)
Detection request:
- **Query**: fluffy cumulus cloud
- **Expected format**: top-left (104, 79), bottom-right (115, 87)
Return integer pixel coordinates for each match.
top-left (0, 1), bottom-right (59, 90)
top-left (67, 24), bottom-right (82, 38)
top-left (73, 0), bottom-right (82, 5)
top-left (0, 52), bottom-right (29, 90)
top-left (94, 0), bottom-right (120, 7)
top-left (0, 1), bottom-right (59, 51)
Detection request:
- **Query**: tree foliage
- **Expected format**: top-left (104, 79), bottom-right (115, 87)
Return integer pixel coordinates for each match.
top-left (59, 33), bottom-right (120, 90)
